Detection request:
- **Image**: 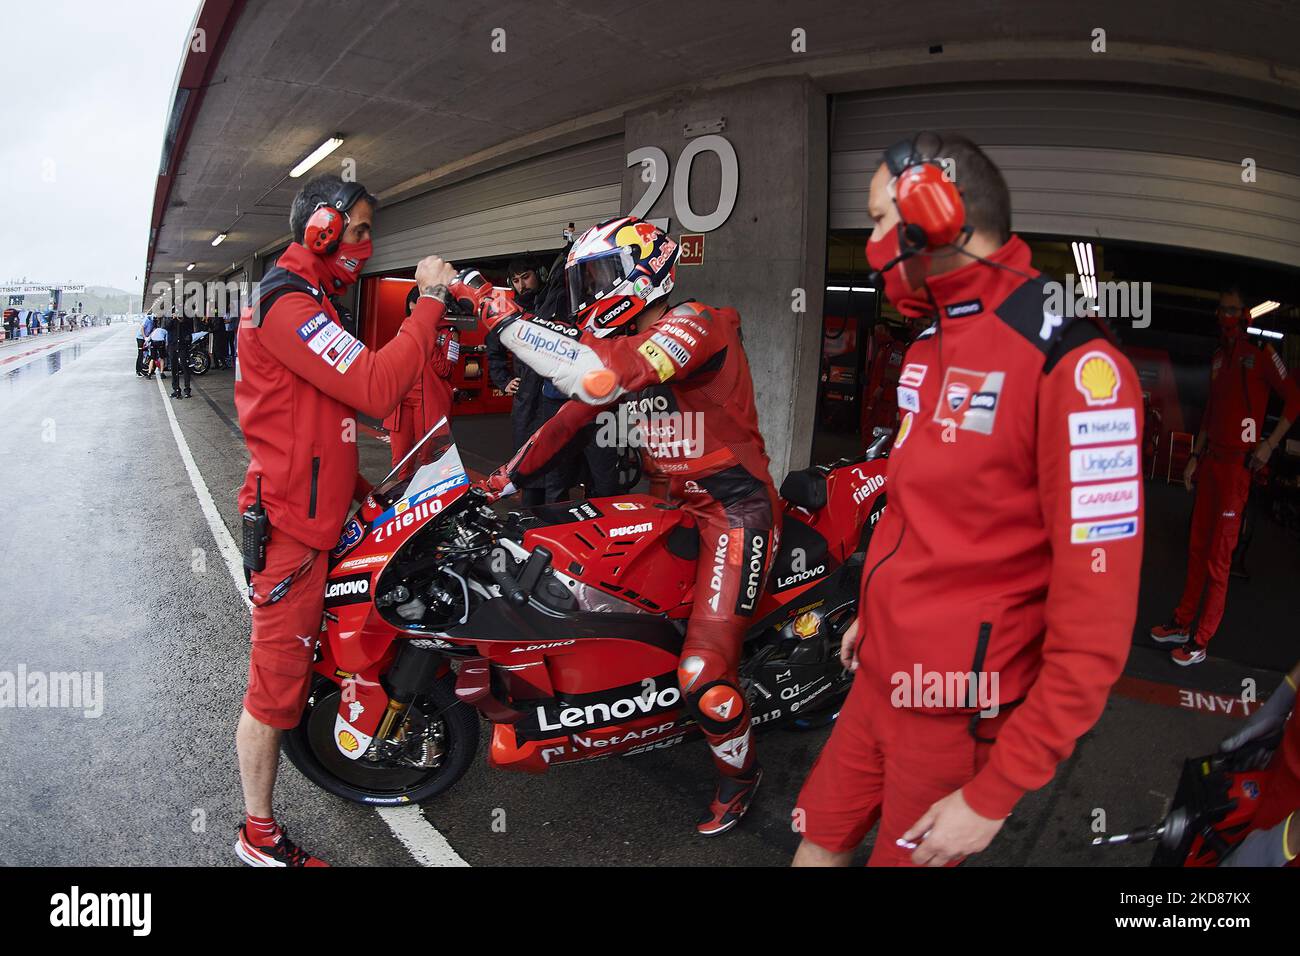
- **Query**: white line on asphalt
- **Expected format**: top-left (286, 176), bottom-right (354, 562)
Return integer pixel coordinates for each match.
top-left (375, 806), bottom-right (471, 867)
top-left (154, 362), bottom-right (470, 867)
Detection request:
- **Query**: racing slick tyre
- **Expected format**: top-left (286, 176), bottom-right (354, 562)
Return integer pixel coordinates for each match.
top-left (189, 350), bottom-right (211, 376)
top-left (281, 671), bottom-right (479, 806)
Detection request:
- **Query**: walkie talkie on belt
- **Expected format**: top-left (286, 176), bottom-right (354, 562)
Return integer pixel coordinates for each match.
top-left (241, 475), bottom-right (269, 581)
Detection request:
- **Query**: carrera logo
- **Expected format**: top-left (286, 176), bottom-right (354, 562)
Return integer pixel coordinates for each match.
top-left (608, 521), bottom-right (653, 537)
top-left (324, 573), bottom-right (370, 607)
top-left (1070, 479), bottom-right (1139, 519)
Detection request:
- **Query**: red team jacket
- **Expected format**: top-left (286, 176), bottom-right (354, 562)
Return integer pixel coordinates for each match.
top-left (855, 237), bottom-right (1145, 819)
top-left (382, 324), bottom-right (460, 434)
top-left (1202, 336), bottom-right (1300, 458)
top-left (235, 243), bottom-right (446, 550)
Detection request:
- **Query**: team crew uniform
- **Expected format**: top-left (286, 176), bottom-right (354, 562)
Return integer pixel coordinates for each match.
top-left (796, 236), bottom-right (1145, 863)
top-left (235, 242), bottom-right (446, 729)
top-left (486, 295), bottom-right (779, 823)
top-left (1168, 337), bottom-right (1300, 652)
top-left (383, 321), bottom-right (460, 480)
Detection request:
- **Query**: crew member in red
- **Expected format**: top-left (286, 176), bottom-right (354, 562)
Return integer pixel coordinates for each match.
top-left (791, 133), bottom-right (1144, 866)
top-left (1149, 287), bottom-right (1300, 665)
top-left (383, 285), bottom-right (460, 481)
top-left (859, 316), bottom-right (928, 441)
top-left (451, 217), bottom-right (778, 836)
top-left (232, 173), bottom-right (457, 867)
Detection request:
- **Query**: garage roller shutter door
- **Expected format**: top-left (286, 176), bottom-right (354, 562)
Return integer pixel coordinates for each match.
top-left (830, 84), bottom-right (1300, 269)
top-left (365, 136), bottom-right (624, 274)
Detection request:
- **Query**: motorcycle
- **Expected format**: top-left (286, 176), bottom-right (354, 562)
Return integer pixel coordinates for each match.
top-left (281, 417), bottom-right (891, 805)
top-left (1092, 729), bottom-right (1284, 865)
top-left (188, 331), bottom-right (211, 376)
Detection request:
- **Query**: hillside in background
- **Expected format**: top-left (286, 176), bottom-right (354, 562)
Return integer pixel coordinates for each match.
top-left (5, 285), bottom-right (141, 315)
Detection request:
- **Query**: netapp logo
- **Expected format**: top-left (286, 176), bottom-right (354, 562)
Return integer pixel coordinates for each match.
top-left (325, 573), bottom-right (370, 607)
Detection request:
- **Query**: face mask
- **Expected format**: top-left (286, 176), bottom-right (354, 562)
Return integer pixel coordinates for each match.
top-left (323, 239), bottom-right (372, 290)
top-left (866, 226), bottom-right (933, 318)
top-left (1217, 307), bottom-right (1244, 342)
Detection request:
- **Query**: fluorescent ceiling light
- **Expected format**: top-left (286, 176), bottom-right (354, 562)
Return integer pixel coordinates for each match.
top-left (1247, 326), bottom-right (1283, 340)
top-left (211, 233), bottom-right (227, 247)
top-left (290, 135), bottom-right (345, 178)
top-left (186, 263), bottom-right (195, 271)
top-left (1250, 300), bottom-right (1281, 319)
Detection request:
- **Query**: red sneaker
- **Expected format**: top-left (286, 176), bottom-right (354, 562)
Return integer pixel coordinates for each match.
top-left (1171, 644), bottom-right (1207, 666)
top-left (234, 825), bottom-right (329, 867)
top-left (1150, 620), bottom-right (1190, 645)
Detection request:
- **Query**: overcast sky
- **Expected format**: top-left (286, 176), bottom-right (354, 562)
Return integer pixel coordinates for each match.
top-left (0, 0), bottom-right (203, 292)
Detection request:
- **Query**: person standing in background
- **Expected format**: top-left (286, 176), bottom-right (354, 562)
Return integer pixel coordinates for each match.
top-left (383, 285), bottom-right (460, 480)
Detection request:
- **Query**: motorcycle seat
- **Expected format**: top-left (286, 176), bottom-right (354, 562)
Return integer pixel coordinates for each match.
top-left (780, 468), bottom-right (827, 511)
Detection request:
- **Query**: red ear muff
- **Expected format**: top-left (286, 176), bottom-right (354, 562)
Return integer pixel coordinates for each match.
top-left (894, 163), bottom-right (965, 249)
top-left (304, 203), bottom-right (344, 255)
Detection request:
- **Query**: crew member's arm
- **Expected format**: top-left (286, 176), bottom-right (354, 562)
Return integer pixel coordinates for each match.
top-left (259, 293), bottom-right (444, 420)
top-left (1252, 344), bottom-right (1300, 467)
top-left (429, 324), bottom-right (461, 380)
top-left (963, 336), bottom-right (1145, 821)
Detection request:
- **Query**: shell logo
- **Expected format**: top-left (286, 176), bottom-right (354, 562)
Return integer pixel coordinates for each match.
top-left (895, 411), bottom-right (914, 448)
top-left (338, 730), bottom-right (359, 753)
top-left (1075, 351), bottom-right (1120, 406)
top-left (792, 611), bottom-right (821, 639)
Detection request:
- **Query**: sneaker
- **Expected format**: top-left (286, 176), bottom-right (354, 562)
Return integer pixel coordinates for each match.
top-left (171, 390), bottom-right (182, 399)
top-left (1172, 644), bottom-right (1207, 666)
top-left (183, 389), bottom-right (192, 398)
top-left (1150, 620), bottom-right (1190, 645)
top-left (234, 824), bottom-right (329, 867)
top-left (696, 765), bottom-right (762, 837)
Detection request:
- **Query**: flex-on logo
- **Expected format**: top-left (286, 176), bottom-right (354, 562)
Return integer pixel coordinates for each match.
top-left (324, 572), bottom-right (370, 608)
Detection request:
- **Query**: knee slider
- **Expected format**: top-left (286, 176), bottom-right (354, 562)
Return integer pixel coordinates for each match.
top-left (678, 653), bottom-right (746, 736)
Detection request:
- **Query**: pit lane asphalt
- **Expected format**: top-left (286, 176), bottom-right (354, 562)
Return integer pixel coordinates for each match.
top-left (0, 326), bottom-right (1283, 867)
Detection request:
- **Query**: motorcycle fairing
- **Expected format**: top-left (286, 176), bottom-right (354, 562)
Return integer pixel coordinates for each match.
top-left (331, 666), bottom-right (391, 760)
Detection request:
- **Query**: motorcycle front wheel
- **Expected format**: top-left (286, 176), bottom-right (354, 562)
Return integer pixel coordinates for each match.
top-left (281, 672), bottom-right (480, 806)
top-left (189, 351), bottom-right (211, 376)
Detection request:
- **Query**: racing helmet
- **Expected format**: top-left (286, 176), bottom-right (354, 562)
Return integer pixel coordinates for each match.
top-left (565, 217), bottom-right (678, 337)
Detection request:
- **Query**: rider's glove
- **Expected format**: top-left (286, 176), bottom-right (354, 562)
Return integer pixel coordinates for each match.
top-left (1220, 813), bottom-right (1297, 867)
top-left (476, 467), bottom-right (516, 502)
top-left (1221, 674), bottom-right (1297, 753)
top-left (447, 271), bottom-right (524, 332)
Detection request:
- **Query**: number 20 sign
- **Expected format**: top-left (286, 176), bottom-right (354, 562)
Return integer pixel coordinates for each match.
top-left (626, 135), bottom-right (739, 233)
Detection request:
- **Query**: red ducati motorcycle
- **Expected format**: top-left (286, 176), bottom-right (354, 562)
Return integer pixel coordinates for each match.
top-left (282, 419), bottom-right (890, 806)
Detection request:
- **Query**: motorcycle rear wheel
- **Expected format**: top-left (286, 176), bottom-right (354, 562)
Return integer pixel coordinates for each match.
top-left (189, 351), bottom-right (210, 376)
top-left (282, 672), bottom-right (479, 806)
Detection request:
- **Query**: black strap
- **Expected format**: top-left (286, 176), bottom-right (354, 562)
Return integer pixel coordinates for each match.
top-left (246, 266), bottom-right (326, 328)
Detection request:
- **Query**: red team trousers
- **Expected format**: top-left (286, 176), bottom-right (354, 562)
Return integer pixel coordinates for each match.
top-left (1174, 450), bottom-right (1253, 646)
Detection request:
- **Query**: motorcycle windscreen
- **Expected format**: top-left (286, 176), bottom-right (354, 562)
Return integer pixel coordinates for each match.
top-left (371, 415), bottom-right (469, 511)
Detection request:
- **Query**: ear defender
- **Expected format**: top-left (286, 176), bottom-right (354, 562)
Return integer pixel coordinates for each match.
top-left (304, 203), bottom-right (344, 255)
top-left (884, 133), bottom-right (967, 251)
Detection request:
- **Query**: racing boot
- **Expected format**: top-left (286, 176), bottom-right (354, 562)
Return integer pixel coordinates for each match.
top-left (234, 824), bottom-right (329, 867)
top-left (696, 764), bottom-right (762, 837)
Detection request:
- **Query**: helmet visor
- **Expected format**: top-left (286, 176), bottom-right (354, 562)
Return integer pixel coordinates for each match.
top-left (566, 250), bottom-right (629, 317)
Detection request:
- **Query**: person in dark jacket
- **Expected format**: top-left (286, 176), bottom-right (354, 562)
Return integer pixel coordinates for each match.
top-left (166, 312), bottom-right (194, 398)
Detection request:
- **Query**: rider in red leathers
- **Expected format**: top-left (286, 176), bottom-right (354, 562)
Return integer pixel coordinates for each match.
top-left (451, 217), bottom-right (777, 835)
